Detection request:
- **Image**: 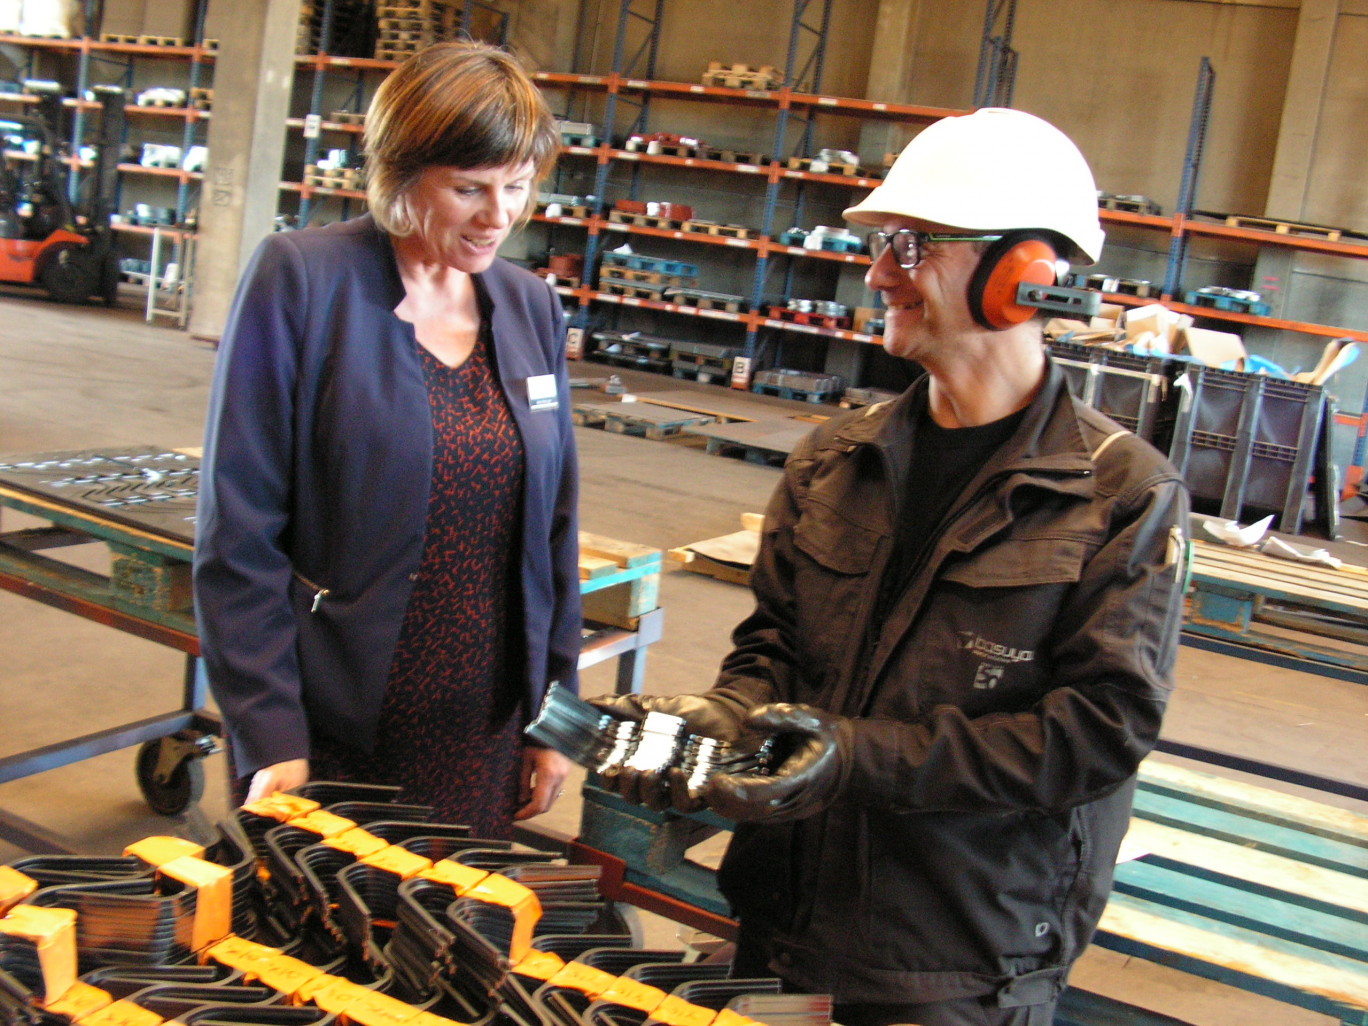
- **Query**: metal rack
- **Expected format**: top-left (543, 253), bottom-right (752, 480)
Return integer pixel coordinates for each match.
top-left (0, 445), bottom-right (665, 854)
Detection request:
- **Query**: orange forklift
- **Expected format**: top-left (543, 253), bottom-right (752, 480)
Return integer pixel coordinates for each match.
top-left (0, 81), bottom-right (125, 304)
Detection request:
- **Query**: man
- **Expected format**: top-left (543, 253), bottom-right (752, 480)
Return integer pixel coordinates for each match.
top-left (597, 108), bottom-right (1190, 1026)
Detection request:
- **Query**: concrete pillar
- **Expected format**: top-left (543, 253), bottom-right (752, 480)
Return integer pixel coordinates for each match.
top-left (1248, 0), bottom-right (1338, 326)
top-left (856, 0), bottom-right (925, 164)
top-left (189, 0), bottom-right (303, 342)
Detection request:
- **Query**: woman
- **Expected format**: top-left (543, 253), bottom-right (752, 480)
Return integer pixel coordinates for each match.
top-left (193, 41), bottom-right (578, 838)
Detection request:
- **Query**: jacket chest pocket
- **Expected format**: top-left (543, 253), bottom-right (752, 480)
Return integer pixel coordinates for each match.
top-left (909, 536), bottom-right (1090, 716)
top-left (791, 497), bottom-right (885, 677)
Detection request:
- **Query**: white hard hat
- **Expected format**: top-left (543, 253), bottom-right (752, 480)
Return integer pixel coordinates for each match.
top-left (844, 107), bottom-right (1105, 264)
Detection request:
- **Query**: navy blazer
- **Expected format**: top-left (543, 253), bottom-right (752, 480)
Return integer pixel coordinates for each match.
top-left (193, 215), bottom-right (580, 778)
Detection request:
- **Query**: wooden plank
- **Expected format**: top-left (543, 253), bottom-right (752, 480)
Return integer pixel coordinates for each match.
top-left (1133, 788), bottom-right (1368, 877)
top-left (1096, 893), bottom-right (1368, 1015)
top-left (1114, 857), bottom-right (1368, 959)
top-left (629, 389), bottom-right (763, 424)
top-left (1139, 761), bottom-right (1368, 844)
top-left (1191, 541), bottom-right (1368, 595)
top-left (1193, 546), bottom-right (1368, 597)
top-left (579, 554), bottom-right (618, 580)
top-left (1121, 817), bottom-right (1368, 916)
top-left (579, 532), bottom-right (659, 569)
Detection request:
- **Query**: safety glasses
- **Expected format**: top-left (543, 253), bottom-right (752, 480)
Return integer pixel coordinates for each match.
top-left (866, 229), bottom-right (1003, 269)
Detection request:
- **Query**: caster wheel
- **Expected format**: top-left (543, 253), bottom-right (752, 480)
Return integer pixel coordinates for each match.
top-left (136, 739), bottom-right (206, 816)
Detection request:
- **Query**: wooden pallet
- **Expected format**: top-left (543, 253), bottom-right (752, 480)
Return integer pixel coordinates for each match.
top-left (579, 531), bottom-right (662, 629)
top-left (539, 202), bottom-right (591, 219)
top-left (137, 34), bottom-right (185, 46)
top-left (697, 147), bottom-right (769, 166)
top-left (665, 289), bottom-right (747, 313)
top-left (600, 267), bottom-right (698, 288)
top-left (628, 390), bottom-right (760, 425)
top-left (533, 270), bottom-right (581, 289)
top-left (1098, 194), bottom-right (1162, 215)
top-left (607, 211), bottom-right (688, 231)
top-left (685, 419), bottom-right (813, 464)
top-left (669, 512), bottom-right (764, 587)
top-left (303, 166), bottom-right (365, 191)
top-left (599, 279), bottom-right (671, 301)
top-left (766, 306), bottom-right (851, 331)
top-left (1223, 214), bottom-right (1343, 242)
top-left (670, 362), bottom-right (731, 385)
top-left (786, 156), bottom-right (861, 177)
top-left (573, 400), bottom-right (715, 441)
top-left (1091, 760), bottom-right (1368, 1025)
top-left (682, 220), bottom-right (757, 240)
top-left (1185, 531), bottom-right (1368, 681)
top-left (701, 61), bottom-right (781, 90)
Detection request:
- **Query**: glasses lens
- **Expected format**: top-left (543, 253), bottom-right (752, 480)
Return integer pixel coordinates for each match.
top-left (867, 231), bottom-right (920, 267)
top-left (890, 231), bottom-right (916, 267)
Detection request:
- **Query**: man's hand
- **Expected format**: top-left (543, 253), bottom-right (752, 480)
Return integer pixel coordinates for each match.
top-left (703, 704), bottom-right (851, 823)
top-left (515, 747), bottom-right (572, 820)
top-left (588, 692), bottom-right (749, 812)
top-left (244, 758), bottom-right (310, 805)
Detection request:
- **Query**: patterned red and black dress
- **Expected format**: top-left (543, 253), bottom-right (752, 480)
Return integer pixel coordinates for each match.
top-left (309, 324), bottom-right (526, 838)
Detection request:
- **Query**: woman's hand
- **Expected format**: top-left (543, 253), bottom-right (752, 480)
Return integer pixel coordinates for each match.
top-left (514, 746), bottom-right (572, 820)
top-left (244, 758), bottom-right (310, 805)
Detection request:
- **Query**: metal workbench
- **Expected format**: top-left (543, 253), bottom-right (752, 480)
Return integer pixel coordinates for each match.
top-left (0, 445), bottom-right (664, 853)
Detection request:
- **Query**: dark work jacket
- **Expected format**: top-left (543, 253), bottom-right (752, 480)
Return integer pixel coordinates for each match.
top-left (712, 361), bottom-right (1189, 1006)
top-left (193, 215), bottom-right (580, 778)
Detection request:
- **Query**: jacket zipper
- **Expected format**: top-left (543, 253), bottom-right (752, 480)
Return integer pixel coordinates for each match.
top-left (293, 570), bottom-right (331, 612)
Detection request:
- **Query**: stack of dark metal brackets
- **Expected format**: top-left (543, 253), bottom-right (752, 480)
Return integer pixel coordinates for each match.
top-left (524, 685), bottom-right (778, 801)
top-left (0, 782), bottom-right (834, 1026)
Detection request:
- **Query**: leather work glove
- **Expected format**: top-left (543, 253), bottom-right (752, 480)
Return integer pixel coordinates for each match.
top-left (588, 692), bottom-right (750, 813)
top-left (702, 703), bottom-right (852, 823)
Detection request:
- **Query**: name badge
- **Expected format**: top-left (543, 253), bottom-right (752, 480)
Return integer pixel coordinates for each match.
top-left (526, 373), bottom-right (559, 412)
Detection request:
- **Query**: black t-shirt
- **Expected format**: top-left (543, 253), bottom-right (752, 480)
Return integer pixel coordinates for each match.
top-left (879, 406), bottom-right (1027, 616)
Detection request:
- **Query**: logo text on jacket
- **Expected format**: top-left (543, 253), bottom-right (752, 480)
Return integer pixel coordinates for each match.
top-left (958, 631), bottom-right (1034, 689)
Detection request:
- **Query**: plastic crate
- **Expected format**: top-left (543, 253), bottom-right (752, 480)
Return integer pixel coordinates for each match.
top-left (1167, 364), bottom-right (1329, 535)
top-left (1048, 342), bottom-right (1176, 449)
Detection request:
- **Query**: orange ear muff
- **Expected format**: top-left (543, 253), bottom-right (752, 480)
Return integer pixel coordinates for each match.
top-left (968, 235), bottom-right (1060, 330)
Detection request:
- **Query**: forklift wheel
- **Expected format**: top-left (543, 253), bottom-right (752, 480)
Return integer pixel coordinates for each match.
top-left (136, 739), bottom-right (206, 816)
top-left (39, 247), bottom-right (99, 304)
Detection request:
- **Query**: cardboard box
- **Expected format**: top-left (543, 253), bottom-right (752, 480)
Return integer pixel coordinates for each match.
top-left (97, 0), bottom-right (143, 36)
top-left (140, 0), bottom-right (194, 42)
top-left (19, 0), bottom-right (83, 36)
top-left (0, 0), bottom-right (25, 32)
top-left (1177, 326), bottom-right (1246, 369)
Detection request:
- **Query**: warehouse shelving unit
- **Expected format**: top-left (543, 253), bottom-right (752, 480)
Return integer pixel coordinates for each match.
top-left (5, 1), bottom-right (1368, 394)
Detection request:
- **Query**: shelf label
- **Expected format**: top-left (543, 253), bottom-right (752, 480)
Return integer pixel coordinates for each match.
top-left (731, 356), bottom-right (752, 389)
top-left (565, 327), bottom-right (585, 361)
top-left (303, 114), bottom-right (321, 140)
top-left (622, 297), bottom-right (640, 306)
top-left (818, 97), bottom-right (838, 106)
top-left (873, 102), bottom-right (888, 111)
top-left (626, 79), bottom-right (650, 89)
top-left (690, 85), bottom-right (704, 93)
top-left (735, 165), bottom-right (761, 173)
top-left (724, 238), bottom-right (750, 248)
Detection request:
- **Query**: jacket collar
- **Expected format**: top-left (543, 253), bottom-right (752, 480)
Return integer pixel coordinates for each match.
top-left (363, 212), bottom-right (498, 324)
top-left (834, 357), bottom-right (1098, 484)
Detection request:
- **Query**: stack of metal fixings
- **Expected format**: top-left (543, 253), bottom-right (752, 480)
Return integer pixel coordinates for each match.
top-left (785, 298), bottom-right (849, 319)
top-left (524, 684), bottom-right (778, 802)
top-left (0, 777), bottom-right (835, 1026)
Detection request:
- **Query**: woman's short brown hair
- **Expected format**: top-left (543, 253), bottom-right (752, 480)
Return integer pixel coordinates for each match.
top-left (364, 41), bottom-right (559, 236)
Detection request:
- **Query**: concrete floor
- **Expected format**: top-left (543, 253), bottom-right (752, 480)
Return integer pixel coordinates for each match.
top-left (1, 288), bottom-right (1365, 1024)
